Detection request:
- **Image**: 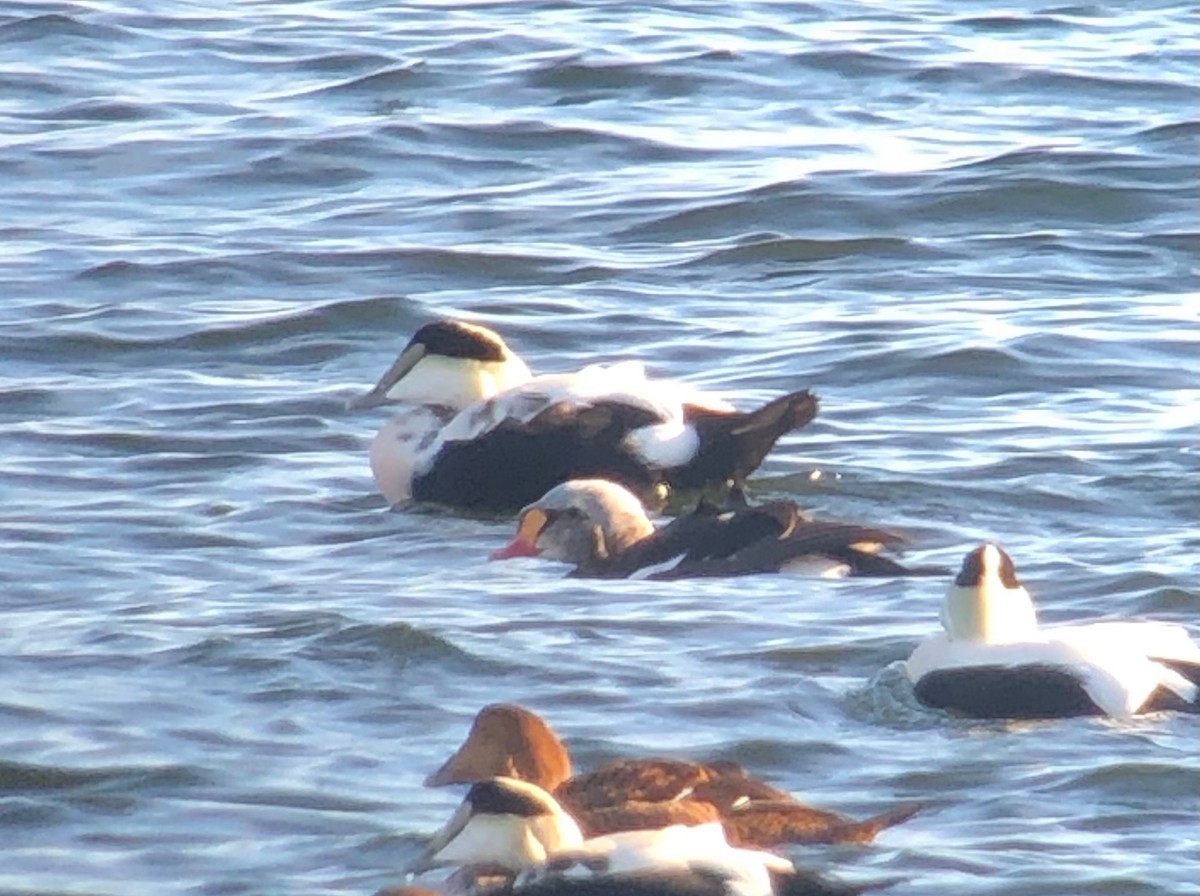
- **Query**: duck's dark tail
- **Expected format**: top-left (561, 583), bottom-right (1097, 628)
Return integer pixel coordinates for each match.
top-left (674, 389), bottom-right (818, 491)
top-left (1147, 658), bottom-right (1200, 714)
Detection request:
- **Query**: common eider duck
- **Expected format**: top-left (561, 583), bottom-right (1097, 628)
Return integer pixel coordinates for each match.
top-left (906, 543), bottom-right (1200, 719)
top-left (424, 703), bottom-right (920, 848)
top-left (491, 479), bottom-right (946, 579)
top-left (349, 320), bottom-right (819, 514)
top-left (407, 777), bottom-right (583, 879)
top-left (403, 778), bottom-right (868, 896)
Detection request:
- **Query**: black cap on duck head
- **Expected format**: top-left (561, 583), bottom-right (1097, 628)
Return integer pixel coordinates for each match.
top-left (348, 319), bottom-right (516, 411)
top-left (409, 320), bottom-right (510, 362)
top-left (465, 778), bottom-right (559, 818)
top-left (955, 543), bottom-right (1020, 588)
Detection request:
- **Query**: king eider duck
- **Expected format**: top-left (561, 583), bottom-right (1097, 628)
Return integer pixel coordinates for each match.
top-left (348, 320), bottom-right (819, 514)
top-left (491, 478), bottom-right (946, 579)
top-left (401, 777), bottom-right (868, 896)
top-left (905, 543), bottom-right (1200, 719)
top-left (424, 703), bottom-right (920, 848)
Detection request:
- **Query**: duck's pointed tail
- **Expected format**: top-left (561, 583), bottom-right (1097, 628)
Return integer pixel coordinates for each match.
top-left (1147, 658), bottom-right (1200, 714)
top-left (722, 799), bottom-right (922, 848)
top-left (833, 801), bottom-right (925, 844)
top-left (675, 389), bottom-right (818, 491)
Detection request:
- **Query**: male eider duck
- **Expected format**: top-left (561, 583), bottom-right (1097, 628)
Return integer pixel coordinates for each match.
top-left (906, 543), bottom-right (1200, 719)
top-left (491, 479), bottom-right (944, 579)
top-left (424, 703), bottom-right (920, 848)
top-left (403, 778), bottom-right (868, 896)
top-left (349, 320), bottom-right (819, 513)
top-left (407, 777), bottom-right (584, 879)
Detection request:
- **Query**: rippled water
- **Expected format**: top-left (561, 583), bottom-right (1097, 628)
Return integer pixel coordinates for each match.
top-left (1, 1), bottom-right (1197, 894)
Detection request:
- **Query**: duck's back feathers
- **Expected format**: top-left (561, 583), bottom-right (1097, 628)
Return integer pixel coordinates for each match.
top-left (658, 520), bottom-right (900, 580)
top-left (578, 499), bottom-right (940, 581)
top-left (413, 399), bottom-right (667, 513)
top-left (414, 377), bottom-right (817, 514)
top-left (556, 758), bottom-right (788, 814)
top-left (575, 800), bottom-right (724, 838)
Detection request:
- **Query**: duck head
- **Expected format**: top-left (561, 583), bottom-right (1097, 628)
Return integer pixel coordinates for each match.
top-left (425, 704), bottom-right (573, 792)
top-left (349, 320), bottom-right (531, 412)
top-left (941, 543), bottom-right (1039, 643)
top-left (491, 479), bottom-right (656, 564)
top-left (409, 777), bottom-right (584, 876)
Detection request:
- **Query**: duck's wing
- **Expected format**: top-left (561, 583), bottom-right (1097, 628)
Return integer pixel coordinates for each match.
top-left (648, 518), bottom-right (911, 580)
top-left (690, 760), bottom-right (796, 811)
top-left (556, 759), bottom-right (713, 811)
top-left (431, 364), bottom-right (674, 447)
top-left (1050, 622), bottom-right (1200, 715)
top-left (412, 399), bottom-right (669, 513)
top-left (572, 800), bottom-right (723, 839)
top-left (583, 501), bottom-right (794, 578)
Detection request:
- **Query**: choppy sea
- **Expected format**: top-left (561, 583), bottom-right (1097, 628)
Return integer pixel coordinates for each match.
top-left (1, 1), bottom-right (1197, 894)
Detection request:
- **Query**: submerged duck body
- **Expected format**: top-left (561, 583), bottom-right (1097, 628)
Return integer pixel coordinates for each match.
top-left (350, 321), bottom-right (819, 514)
top-left (906, 543), bottom-right (1200, 719)
top-left (492, 479), bottom-right (944, 579)
top-left (424, 703), bottom-right (920, 849)
top-left (405, 778), bottom-right (868, 896)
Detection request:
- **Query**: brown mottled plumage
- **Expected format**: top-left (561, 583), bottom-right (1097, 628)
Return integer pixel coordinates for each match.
top-left (424, 703), bottom-right (920, 848)
top-left (577, 799), bottom-right (722, 836)
top-left (722, 800), bottom-right (925, 848)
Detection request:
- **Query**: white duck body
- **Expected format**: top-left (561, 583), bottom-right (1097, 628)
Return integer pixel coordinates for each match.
top-left (352, 320), bottom-right (819, 514)
top-left (537, 823), bottom-right (793, 896)
top-left (906, 544), bottom-right (1200, 719)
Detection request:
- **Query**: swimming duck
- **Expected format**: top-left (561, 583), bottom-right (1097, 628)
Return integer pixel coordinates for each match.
top-left (491, 479), bottom-right (944, 579)
top-left (424, 703), bottom-right (920, 848)
top-left (403, 778), bottom-right (867, 896)
top-left (349, 320), bottom-right (819, 513)
top-left (906, 543), bottom-right (1200, 719)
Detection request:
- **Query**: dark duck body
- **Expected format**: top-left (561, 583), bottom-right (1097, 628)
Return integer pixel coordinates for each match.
top-left (492, 479), bottom-right (945, 579)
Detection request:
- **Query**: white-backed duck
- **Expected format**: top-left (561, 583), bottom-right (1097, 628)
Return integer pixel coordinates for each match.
top-left (906, 543), bottom-right (1200, 719)
top-left (349, 321), bottom-right (818, 514)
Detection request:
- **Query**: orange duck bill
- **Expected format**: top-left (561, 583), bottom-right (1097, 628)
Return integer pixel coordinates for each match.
top-left (489, 510), bottom-right (547, 560)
